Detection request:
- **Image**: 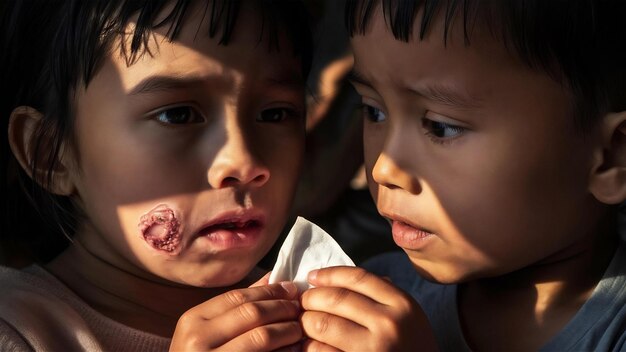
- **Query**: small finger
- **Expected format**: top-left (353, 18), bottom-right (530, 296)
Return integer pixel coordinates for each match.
top-left (217, 321), bottom-right (303, 352)
top-left (302, 338), bottom-right (341, 352)
top-left (208, 299), bottom-right (301, 347)
top-left (300, 310), bottom-right (369, 351)
top-left (274, 341), bottom-right (303, 352)
top-left (307, 266), bottom-right (408, 306)
top-left (191, 282), bottom-right (299, 318)
top-left (301, 286), bottom-right (384, 328)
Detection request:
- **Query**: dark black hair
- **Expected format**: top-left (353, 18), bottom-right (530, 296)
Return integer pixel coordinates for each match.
top-left (345, 0), bottom-right (626, 128)
top-left (1, 0), bottom-right (312, 265)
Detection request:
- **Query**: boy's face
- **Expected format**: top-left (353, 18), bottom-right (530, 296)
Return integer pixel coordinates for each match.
top-left (68, 4), bottom-right (305, 287)
top-left (351, 10), bottom-right (601, 283)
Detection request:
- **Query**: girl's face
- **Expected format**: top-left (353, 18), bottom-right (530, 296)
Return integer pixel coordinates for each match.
top-left (67, 5), bottom-right (305, 287)
top-left (351, 11), bottom-right (603, 283)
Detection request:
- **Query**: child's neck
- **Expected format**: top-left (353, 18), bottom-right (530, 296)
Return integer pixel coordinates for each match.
top-left (458, 221), bottom-right (618, 351)
top-left (44, 240), bottom-right (265, 338)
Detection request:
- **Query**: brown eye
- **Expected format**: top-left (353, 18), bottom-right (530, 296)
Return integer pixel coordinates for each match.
top-left (155, 106), bottom-right (203, 125)
top-left (362, 104), bottom-right (386, 122)
top-left (422, 119), bottom-right (465, 138)
top-left (257, 108), bottom-right (292, 122)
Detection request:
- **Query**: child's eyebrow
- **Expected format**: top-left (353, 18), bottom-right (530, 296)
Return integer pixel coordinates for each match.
top-left (411, 83), bottom-right (484, 110)
top-left (128, 74), bottom-right (304, 97)
top-left (127, 73), bottom-right (238, 96)
top-left (129, 76), bottom-right (203, 96)
top-left (347, 69), bottom-right (483, 110)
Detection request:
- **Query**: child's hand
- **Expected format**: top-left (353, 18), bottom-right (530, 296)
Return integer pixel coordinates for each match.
top-left (170, 274), bottom-right (302, 351)
top-left (300, 266), bottom-right (438, 352)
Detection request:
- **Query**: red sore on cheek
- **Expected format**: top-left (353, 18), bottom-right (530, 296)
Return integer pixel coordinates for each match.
top-left (138, 204), bottom-right (182, 253)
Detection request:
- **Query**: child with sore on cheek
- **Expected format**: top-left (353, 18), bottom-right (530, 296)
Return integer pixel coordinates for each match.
top-left (299, 1), bottom-right (626, 351)
top-left (1, 1), bottom-right (315, 350)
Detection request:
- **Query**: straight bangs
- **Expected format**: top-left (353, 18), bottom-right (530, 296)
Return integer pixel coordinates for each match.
top-left (65, 0), bottom-right (312, 92)
top-left (345, 0), bottom-right (626, 127)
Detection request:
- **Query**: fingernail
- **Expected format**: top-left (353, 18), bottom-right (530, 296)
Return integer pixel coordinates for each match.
top-left (307, 269), bottom-right (318, 282)
top-left (280, 281), bottom-right (298, 295)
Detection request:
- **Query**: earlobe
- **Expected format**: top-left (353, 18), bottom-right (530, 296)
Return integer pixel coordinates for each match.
top-left (8, 106), bottom-right (76, 196)
top-left (588, 111), bottom-right (626, 204)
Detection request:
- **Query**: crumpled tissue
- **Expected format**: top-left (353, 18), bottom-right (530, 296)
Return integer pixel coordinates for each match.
top-left (268, 216), bottom-right (355, 291)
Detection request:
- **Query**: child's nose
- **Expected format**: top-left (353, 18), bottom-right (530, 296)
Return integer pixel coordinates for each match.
top-left (371, 152), bottom-right (421, 194)
top-left (207, 136), bottom-right (270, 189)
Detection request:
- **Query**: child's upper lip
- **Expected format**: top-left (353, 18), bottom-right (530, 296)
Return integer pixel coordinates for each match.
top-left (379, 209), bottom-right (436, 234)
top-left (194, 208), bottom-right (266, 235)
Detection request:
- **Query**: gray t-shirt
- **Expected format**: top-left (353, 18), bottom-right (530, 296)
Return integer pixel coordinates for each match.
top-left (364, 241), bottom-right (626, 351)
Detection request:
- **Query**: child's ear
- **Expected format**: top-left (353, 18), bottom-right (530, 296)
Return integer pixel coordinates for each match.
top-left (8, 106), bottom-right (76, 196)
top-left (589, 111), bottom-right (626, 204)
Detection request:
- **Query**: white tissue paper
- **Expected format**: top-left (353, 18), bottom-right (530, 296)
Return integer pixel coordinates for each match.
top-left (268, 216), bottom-right (355, 291)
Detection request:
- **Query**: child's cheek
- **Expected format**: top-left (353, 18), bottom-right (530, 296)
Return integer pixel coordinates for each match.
top-left (138, 204), bottom-right (183, 254)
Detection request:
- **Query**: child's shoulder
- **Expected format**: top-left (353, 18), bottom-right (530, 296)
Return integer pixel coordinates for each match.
top-left (0, 264), bottom-right (63, 308)
top-left (361, 242), bottom-right (626, 351)
top-left (0, 264), bottom-right (94, 349)
top-left (540, 239), bottom-right (626, 350)
top-left (0, 264), bottom-right (76, 308)
top-left (0, 264), bottom-right (72, 348)
top-left (0, 264), bottom-right (170, 351)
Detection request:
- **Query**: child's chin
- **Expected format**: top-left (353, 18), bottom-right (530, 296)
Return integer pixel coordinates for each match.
top-left (193, 264), bottom-right (258, 288)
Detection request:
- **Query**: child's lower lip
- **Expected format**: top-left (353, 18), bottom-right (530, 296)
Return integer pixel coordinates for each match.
top-left (391, 220), bottom-right (435, 249)
top-left (198, 223), bottom-right (263, 250)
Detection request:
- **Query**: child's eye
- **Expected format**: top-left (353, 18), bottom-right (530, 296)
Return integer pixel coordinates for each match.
top-left (362, 104), bottom-right (386, 123)
top-left (422, 118), bottom-right (466, 142)
top-left (256, 107), bottom-right (297, 123)
top-left (154, 106), bottom-right (204, 125)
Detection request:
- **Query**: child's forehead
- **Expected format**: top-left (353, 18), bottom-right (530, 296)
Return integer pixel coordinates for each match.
top-left (118, 1), bottom-right (293, 62)
top-left (349, 8), bottom-right (525, 88)
top-left (105, 43), bottom-right (302, 97)
top-left (352, 2), bottom-right (510, 53)
top-left (99, 2), bottom-right (304, 95)
top-left (70, 0), bottom-right (310, 95)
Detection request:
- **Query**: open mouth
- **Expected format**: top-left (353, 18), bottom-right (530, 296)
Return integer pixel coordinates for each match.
top-left (199, 219), bottom-right (262, 234)
top-left (195, 213), bottom-right (266, 250)
top-left (397, 220), bottom-right (435, 235)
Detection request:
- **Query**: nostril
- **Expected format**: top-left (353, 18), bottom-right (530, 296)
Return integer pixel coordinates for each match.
top-left (221, 176), bottom-right (240, 187)
top-left (218, 171), bottom-right (269, 188)
top-left (251, 173), bottom-right (269, 185)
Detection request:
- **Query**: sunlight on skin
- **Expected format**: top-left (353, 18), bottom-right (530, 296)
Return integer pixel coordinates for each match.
top-left (353, 7), bottom-right (616, 350)
top-left (63, 2), bottom-right (303, 294)
top-left (369, 162), bottom-right (492, 283)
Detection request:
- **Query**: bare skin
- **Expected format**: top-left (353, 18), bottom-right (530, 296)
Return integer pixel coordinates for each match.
top-left (13, 2), bottom-right (307, 349)
top-left (300, 266), bottom-right (438, 352)
top-left (458, 222), bottom-right (616, 351)
top-left (343, 5), bottom-right (624, 352)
